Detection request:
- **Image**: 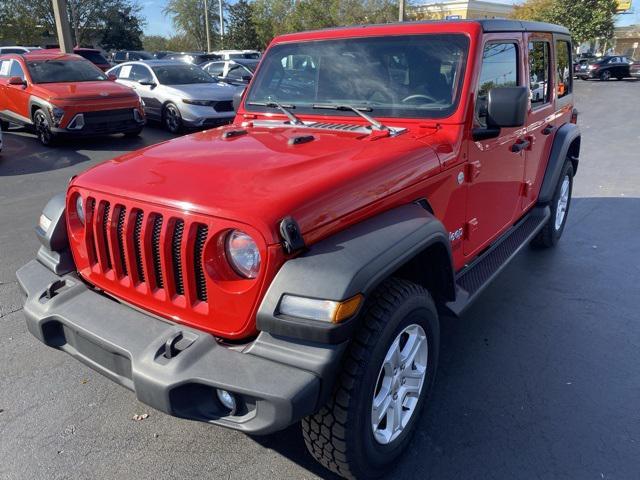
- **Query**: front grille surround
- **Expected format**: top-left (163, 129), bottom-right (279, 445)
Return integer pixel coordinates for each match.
top-left (66, 188), bottom-right (269, 338)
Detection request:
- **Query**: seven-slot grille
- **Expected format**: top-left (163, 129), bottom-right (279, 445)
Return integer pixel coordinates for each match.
top-left (83, 197), bottom-right (209, 305)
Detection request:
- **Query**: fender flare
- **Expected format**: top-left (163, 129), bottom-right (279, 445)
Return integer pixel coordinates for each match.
top-left (34, 193), bottom-right (74, 275)
top-left (538, 122), bottom-right (580, 205)
top-left (28, 96), bottom-right (55, 124)
top-left (256, 204), bottom-right (455, 343)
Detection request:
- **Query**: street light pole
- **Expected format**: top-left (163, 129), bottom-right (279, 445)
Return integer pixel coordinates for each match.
top-left (218, 0), bottom-right (224, 49)
top-left (52, 0), bottom-right (74, 53)
top-left (204, 0), bottom-right (212, 52)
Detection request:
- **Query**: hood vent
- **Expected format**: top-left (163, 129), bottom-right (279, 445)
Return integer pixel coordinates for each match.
top-left (250, 119), bottom-right (406, 136)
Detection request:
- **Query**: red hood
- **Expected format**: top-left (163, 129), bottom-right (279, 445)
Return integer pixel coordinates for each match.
top-left (32, 81), bottom-right (137, 102)
top-left (72, 125), bottom-right (442, 244)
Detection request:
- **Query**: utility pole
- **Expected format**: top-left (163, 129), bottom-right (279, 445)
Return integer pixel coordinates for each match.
top-left (399, 0), bottom-right (406, 22)
top-left (218, 0), bottom-right (224, 49)
top-left (204, 0), bottom-right (212, 52)
top-left (52, 0), bottom-right (74, 53)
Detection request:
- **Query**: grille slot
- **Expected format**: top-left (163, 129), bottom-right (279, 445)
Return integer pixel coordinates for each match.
top-left (86, 198), bottom-right (97, 264)
top-left (194, 225), bottom-right (208, 302)
top-left (151, 216), bottom-right (164, 288)
top-left (102, 203), bottom-right (112, 269)
top-left (116, 207), bottom-right (128, 275)
top-left (133, 211), bottom-right (145, 282)
top-left (171, 220), bottom-right (185, 295)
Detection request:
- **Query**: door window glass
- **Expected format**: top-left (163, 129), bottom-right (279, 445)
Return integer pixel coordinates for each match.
top-left (9, 60), bottom-right (26, 80)
top-left (556, 40), bottom-right (572, 98)
top-left (205, 62), bottom-right (225, 76)
top-left (528, 41), bottom-right (550, 107)
top-left (476, 42), bottom-right (519, 126)
top-left (130, 64), bottom-right (152, 82)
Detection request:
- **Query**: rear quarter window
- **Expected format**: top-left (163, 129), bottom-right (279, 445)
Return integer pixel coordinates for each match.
top-left (556, 40), bottom-right (572, 98)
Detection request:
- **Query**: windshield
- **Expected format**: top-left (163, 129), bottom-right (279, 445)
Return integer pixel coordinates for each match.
top-left (152, 64), bottom-right (215, 85)
top-left (27, 59), bottom-right (107, 83)
top-left (246, 34), bottom-right (468, 119)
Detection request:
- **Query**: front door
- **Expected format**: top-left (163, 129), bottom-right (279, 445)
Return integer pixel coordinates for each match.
top-left (464, 34), bottom-right (527, 256)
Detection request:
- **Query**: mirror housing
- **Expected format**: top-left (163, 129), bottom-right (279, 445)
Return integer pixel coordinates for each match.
top-left (486, 86), bottom-right (528, 128)
top-left (8, 76), bottom-right (26, 86)
top-left (472, 86), bottom-right (528, 141)
top-left (232, 87), bottom-right (246, 112)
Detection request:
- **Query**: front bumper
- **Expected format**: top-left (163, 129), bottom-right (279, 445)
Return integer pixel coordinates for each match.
top-left (17, 259), bottom-right (331, 434)
top-left (180, 104), bottom-right (234, 129)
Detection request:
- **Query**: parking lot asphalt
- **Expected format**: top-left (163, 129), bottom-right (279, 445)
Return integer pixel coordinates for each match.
top-left (1, 79), bottom-right (640, 480)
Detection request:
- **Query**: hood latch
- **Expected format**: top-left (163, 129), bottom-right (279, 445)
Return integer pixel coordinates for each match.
top-left (279, 217), bottom-right (305, 254)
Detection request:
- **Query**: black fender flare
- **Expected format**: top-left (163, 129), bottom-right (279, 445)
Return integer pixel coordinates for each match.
top-left (538, 122), bottom-right (580, 205)
top-left (28, 97), bottom-right (55, 124)
top-left (256, 204), bottom-right (455, 343)
top-left (34, 193), bottom-right (74, 275)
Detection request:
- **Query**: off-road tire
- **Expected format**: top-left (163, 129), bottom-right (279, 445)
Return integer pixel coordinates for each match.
top-left (302, 278), bottom-right (439, 479)
top-left (532, 161), bottom-right (574, 248)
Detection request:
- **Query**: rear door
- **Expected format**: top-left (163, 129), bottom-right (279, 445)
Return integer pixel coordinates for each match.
top-left (464, 34), bottom-right (527, 256)
top-left (521, 33), bottom-right (555, 212)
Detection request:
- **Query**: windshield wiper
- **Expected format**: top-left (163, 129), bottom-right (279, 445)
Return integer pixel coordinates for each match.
top-left (247, 101), bottom-right (304, 126)
top-left (312, 104), bottom-right (388, 131)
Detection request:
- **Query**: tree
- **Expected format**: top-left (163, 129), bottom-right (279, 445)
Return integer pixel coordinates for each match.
top-left (227, 0), bottom-right (260, 50)
top-left (101, 5), bottom-right (145, 50)
top-left (511, 0), bottom-right (617, 45)
top-left (142, 35), bottom-right (170, 52)
top-left (163, 0), bottom-right (221, 51)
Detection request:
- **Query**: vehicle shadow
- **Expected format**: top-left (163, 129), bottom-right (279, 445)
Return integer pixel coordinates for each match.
top-left (250, 197), bottom-right (640, 479)
top-left (0, 125), bottom-right (176, 176)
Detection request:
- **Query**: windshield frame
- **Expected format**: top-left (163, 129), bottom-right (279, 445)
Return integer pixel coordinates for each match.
top-left (244, 33), bottom-right (470, 120)
top-left (26, 58), bottom-right (108, 84)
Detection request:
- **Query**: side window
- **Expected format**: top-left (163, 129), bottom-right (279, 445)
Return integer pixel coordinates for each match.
top-left (476, 42), bottom-right (519, 126)
top-left (9, 60), bottom-right (26, 80)
top-left (528, 41), bottom-right (550, 107)
top-left (206, 62), bottom-right (225, 77)
top-left (109, 66), bottom-right (122, 78)
top-left (0, 60), bottom-right (12, 78)
top-left (556, 40), bottom-right (572, 98)
top-left (226, 64), bottom-right (246, 81)
top-left (130, 65), bottom-right (152, 82)
top-left (114, 52), bottom-right (126, 62)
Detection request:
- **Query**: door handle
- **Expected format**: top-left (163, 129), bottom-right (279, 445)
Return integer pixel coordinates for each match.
top-left (541, 125), bottom-right (556, 135)
top-left (511, 138), bottom-right (531, 153)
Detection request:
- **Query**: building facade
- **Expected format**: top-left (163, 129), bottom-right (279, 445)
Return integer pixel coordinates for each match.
top-left (411, 0), bottom-right (515, 21)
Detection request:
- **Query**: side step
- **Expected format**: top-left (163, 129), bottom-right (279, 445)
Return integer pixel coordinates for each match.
top-left (446, 206), bottom-right (550, 316)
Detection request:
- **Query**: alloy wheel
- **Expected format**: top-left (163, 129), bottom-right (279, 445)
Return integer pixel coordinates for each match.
top-left (555, 174), bottom-right (570, 231)
top-left (371, 324), bottom-right (428, 445)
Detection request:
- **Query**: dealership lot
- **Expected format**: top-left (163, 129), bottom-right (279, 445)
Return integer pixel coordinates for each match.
top-left (1, 79), bottom-right (639, 479)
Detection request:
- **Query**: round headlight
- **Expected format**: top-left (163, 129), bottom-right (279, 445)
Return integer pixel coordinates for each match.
top-left (76, 195), bottom-right (85, 225)
top-left (225, 230), bottom-right (260, 278)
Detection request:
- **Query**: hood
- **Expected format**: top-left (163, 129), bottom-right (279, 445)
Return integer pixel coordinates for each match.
top-left (73, 125), bottom-right (442, 244)
top-left (165, 82), bottom-right (239, 101)
top-left (34, 81), bottom-right (137, 102)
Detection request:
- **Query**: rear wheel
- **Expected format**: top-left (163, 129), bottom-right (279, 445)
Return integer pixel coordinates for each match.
top-left (302, 279), bottom-right (439, 479)
top-left (163, 103), bottom-right (183, 134)
top-left (33, 109), bottom-right (56, 147)
top-left (532, 161), bottom-right (574, 248)
top-left (600, 70), bottom-right (611, 81)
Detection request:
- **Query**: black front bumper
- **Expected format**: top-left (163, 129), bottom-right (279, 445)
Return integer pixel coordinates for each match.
top-left (17, 259), bottom-right (342, 434)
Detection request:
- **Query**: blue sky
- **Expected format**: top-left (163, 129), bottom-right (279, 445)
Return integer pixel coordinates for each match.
top-left (140, 0), bottom-right (638, 36)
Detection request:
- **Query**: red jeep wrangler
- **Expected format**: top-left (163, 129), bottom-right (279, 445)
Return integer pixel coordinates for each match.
top-left (18, 20), bottom-right (579, 479)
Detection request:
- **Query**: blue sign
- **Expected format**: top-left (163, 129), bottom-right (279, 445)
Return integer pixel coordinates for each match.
top-left (446, 15), bottom-right (462, 20)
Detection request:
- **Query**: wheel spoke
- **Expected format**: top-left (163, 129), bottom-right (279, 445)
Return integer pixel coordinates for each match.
top-left (372, 392), bottom-right (392, 426)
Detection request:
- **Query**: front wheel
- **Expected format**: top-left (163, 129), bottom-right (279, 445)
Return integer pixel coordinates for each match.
top-left (532, 161), bottom-right (574, 248)
top-left (33, 109), bottom-right (56, 146)
top-left (302, 279), bottom-right (439, 479)
top-left (600, 70), bottom-right (611, 81)
top-left (163, 103), bottom-right (183, 134)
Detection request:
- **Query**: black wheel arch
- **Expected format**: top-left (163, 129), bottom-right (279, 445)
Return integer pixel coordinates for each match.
top-left (256, 203), bottom-right (455, 344)
top-left (538, 122), bottom-right (580, 205)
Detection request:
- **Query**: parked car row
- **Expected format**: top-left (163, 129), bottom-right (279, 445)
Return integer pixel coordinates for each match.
top-left (575, 55), bottom-right (638, 81)
top-left (0, 49), bottom-right (250, 145)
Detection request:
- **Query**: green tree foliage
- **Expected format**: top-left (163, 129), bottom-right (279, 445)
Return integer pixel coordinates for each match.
top-left (101, 5), bottom-right (145, 50)
top-left (511, 0), bottom-right (618, 44)
top-left (142, 35), bottom-right (169, 52)
top-left (163, 0), bottom-right (221, 51)
top-left (227, 0), bottom-right (260, 49)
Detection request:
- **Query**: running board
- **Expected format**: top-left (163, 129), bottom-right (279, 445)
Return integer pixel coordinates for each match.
top-left (446, 206), bottom-right (550, 316)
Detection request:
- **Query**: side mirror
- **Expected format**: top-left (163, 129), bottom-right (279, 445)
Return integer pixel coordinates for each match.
top-left (8, 76), bottom-right (26, 87)
top-left (108, 74), bottom-right (117, 81)
top-left (232, 87), bottom-right (246, 112)
top-left (473, 86), bottom-right (528, 141)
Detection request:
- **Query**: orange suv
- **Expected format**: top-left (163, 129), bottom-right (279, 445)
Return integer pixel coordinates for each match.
top-left (0, 51), bottom-right (145, 146)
